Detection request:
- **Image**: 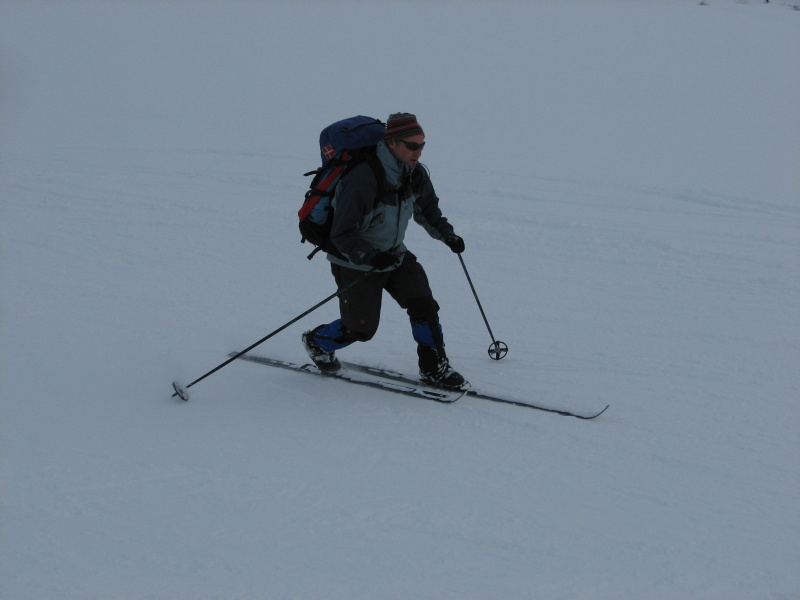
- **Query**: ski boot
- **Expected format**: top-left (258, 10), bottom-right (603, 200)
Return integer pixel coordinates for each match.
top-left (420, 355), bottom-right (469, 391)
top-left (301, 326), bottom-right (341, 373)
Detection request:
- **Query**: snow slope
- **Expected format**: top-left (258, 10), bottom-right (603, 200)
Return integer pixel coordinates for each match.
top-left (1, 1), bottom-right (798, 598)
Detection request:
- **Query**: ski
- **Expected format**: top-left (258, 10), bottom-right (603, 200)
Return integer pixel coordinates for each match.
top-left (339, 361), bottom-right (609, 420)
top-left (230, 353), bottom-right (466, 404)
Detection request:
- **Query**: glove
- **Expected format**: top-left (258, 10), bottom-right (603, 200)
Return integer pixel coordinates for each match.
top-left (369, 250), bottom-right (399, 270)
top-left (444, 235), bottom-right (465, 254)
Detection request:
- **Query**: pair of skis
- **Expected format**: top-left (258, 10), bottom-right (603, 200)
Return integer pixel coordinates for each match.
top-left (230, 353), bottom-right (609, 420)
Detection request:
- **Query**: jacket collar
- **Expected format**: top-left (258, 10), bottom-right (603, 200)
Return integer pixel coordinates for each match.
top-left (377, 140), bottom-right (411, 186)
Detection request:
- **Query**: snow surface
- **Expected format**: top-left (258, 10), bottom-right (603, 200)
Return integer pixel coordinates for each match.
top-left (1, 1), bottom-right (799, 599)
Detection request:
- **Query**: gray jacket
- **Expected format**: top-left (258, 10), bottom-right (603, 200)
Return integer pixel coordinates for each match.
top-left (328, 140), bottom-right (455, 271)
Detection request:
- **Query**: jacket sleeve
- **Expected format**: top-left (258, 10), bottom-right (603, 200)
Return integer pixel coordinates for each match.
top-left (412, 168), bottom-right (455, 240)
top-left (329, 162), bottom-right (381, 266)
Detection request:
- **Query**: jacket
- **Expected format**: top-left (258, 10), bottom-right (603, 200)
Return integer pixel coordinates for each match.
top-left (328, 140), bottom-right (455, 271)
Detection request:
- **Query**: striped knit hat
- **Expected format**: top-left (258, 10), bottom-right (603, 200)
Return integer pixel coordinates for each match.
top-left (384, 112), bottom-right (424, 141)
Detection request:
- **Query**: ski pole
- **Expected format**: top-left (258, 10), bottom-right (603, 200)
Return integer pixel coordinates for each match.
top-left (458, 254), bottom-right (508, 360)
top-left (172, 270), bottom-right (373, 401)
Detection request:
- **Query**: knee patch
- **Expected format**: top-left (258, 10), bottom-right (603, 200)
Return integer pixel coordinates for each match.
top-left (405, 295), bottom-right (440, 321)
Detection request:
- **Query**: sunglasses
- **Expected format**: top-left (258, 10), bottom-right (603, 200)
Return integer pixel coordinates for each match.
top-left (399, 139), bottom-right (425, 151)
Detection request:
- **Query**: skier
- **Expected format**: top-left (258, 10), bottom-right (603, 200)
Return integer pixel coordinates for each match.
top-left (302, 113), bottom-right (468, 389)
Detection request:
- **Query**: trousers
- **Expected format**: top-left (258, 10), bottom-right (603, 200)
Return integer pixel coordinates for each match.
top-left (313, 252), bottom-right (446, 366)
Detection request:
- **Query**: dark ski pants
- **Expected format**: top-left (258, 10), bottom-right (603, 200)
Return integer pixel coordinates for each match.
top-left (312, 253), bottom-right (446, 367)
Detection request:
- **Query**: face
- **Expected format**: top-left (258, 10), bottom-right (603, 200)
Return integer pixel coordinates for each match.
top-left (388, 133), bottom-right (425, 168)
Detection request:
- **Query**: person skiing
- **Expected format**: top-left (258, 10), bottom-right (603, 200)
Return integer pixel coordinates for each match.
top-left (301, 112), bottom-right (468, 390)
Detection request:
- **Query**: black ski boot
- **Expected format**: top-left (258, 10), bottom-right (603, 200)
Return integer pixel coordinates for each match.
top-left (419, 347), bottom-right (468, 390)
top-left (302, 326), bottom-right (341, 373)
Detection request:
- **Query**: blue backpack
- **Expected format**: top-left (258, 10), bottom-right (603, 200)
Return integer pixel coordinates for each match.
top-left (298, 116), bottom-right (386, 260)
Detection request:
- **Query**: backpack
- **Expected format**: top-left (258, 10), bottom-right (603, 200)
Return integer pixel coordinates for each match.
top-left (298, 116), bottom-right (386, 260)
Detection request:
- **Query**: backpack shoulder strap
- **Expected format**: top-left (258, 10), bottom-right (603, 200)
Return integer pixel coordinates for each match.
top-left (362, 150), bottom-right (388, 199)
top-left (342, 147), bottom-right (392, 205)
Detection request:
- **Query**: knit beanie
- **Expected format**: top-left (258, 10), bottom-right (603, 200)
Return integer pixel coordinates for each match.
top-left (384, 113), bottom-right (424, 141)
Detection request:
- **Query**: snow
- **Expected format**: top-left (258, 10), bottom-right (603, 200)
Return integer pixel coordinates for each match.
top-left (1, 1), bottom-right (798, 598)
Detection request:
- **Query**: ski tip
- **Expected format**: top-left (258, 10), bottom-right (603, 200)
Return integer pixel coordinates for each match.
top-left (581, 404), bottom-right (610, 420)
top-left (172, 381), bottom-right (190, 401)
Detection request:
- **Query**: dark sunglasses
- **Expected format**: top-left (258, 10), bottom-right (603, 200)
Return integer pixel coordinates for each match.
top-left (399, 139), bottom-right (425, 151)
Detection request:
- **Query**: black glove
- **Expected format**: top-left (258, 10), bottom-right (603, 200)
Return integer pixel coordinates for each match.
top-left (444, 235), bottom-right (465, 254)
top-left (369, 250), bottom-right (398, 270)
